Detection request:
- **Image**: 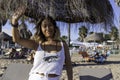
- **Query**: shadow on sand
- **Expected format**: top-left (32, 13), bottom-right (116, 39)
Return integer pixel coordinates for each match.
top-left (72, 60), bottom-right (120, 67)
top-left (79, 73), bottom-right (113, 80)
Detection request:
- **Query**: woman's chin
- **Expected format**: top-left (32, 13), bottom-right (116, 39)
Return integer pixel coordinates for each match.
top-left (46, 35), bottom-right (53, 38)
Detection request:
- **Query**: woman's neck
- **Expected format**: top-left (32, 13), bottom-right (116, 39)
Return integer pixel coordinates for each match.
top-left (46, 38), bottom-right (55, 43)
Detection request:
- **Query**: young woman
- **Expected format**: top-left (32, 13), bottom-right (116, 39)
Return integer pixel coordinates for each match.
top-left (11, 6), bottom-right (73, 80)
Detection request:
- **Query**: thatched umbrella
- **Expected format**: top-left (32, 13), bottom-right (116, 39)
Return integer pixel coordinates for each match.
top-left (0, 0), bottom-right (114, 24)
top-left (18, 21), bottom-right (32, 39)
top-left (84, 33), bottom-right (104, 42)
top-left (0, 0), bottom-right (114, 45)
top-left (0, 15), bottom-right (7, 32)
top-left (115, 0), bottom-right (120, 6)
top-left (0, 32), bottom-right (12, 41)
top-left (0, 32), bottom-right (12, 48)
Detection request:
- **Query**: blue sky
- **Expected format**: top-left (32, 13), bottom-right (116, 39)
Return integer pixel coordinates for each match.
top-left (2, 0), bottom-right (120, 40)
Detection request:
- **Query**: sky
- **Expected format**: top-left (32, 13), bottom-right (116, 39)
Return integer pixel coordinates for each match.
top-left (2, 0), bottom-right (120, 41)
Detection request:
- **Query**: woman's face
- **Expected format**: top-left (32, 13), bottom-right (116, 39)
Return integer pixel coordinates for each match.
top-left (41, 19), bottom-right (55, 38)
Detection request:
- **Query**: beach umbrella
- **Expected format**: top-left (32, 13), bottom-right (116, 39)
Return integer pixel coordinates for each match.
top-left (115, 0), bottom-right (120, 6)
top-left (84, 33), bottom-right (104, 42)
top-left (0, 0), bottom-right (114, 45)
top-left (0, 0), bottom-right (114, 24)
top-left (0, 32), bottom-right (12, 48)
top-left (0, 32), bottom-right (12, 41)
top-left (18, 21), bottom-right (32, 39)
top-left (0, 15), bottom-right (7, 32)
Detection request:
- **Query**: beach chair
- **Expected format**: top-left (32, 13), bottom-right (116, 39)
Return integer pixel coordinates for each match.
top-left (78, 51), bottom-right (94, 62)
top-left (79, 68), bottom-right (113, 80)
top-left (92, 50), bottom-right (111, 63)
top-left (1, 63), bottom-right (32, 80)
top-left (79, 50), bottom-right (111, 63)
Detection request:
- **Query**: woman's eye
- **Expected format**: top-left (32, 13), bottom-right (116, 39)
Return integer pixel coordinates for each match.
top-left (48, 24), bottom-right (53, 27)
top-left (42, 25), bottom-right (47, 28)
top-left (44, 25), bottom-right (47, 28)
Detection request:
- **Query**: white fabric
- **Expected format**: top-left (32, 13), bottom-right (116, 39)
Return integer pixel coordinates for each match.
top-left (29, 42), bottom-right (65, 79)
top-left (28, 74), bottom-right (60, 80)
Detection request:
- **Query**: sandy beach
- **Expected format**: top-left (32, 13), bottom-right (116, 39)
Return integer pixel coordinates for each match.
top-left (0, 53), bottom-right (120, 80)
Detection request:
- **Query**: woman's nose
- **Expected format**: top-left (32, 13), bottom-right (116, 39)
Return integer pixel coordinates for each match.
top-left (46, 25), bottom-right (49, 29)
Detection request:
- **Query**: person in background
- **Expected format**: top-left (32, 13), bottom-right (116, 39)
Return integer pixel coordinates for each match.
top-left (11, 5), bottom-right (73, 80)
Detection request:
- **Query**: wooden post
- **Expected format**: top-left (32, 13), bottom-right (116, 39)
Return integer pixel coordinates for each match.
top-left (68, 23), bottom-right (71, 46)
top-left (0, 25), bottom-right (1, 32)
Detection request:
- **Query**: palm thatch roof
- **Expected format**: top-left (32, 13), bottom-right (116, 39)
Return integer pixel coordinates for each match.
top-left (115, 0), bottom-right (120, 6)
top-left (0, 32), bottom-right (12, 40)
top-left (0, 0), bottom-right (114, 24)
top-left (84, 33), bottom-right (104, 42)
top-left (18, 22), bottom-right (32, 39)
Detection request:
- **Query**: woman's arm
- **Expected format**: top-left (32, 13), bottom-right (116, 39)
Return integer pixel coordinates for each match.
top-left (11, 5), bottom-right (38, 50)
top-left (63, 41), bottom-right (73, 80)
top-left (12, 27), bottom-right (38, 50)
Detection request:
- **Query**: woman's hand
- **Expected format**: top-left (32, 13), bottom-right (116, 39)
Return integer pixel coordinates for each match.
top-left (11, 5), bottom-right (26, 25)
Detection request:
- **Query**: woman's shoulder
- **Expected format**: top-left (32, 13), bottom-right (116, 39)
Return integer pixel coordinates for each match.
top-left (56, 39), bottom-right (66, 46)
top-left (57, 39), bottom-right (65, 43)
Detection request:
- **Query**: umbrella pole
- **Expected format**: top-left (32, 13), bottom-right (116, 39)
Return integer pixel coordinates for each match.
top-left (68, 23), bottom-right (71, 47)
top-left (0, 25), bottom-right (1, 32)
top-left (0, 26), bottom-right (2, 50)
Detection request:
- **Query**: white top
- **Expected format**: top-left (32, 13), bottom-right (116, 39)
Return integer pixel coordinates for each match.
top-left (29, 42), bottom-right (65, 76)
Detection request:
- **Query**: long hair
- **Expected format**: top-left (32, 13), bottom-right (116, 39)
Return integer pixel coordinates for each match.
top-left (33, 16), bottom-right (60, 43)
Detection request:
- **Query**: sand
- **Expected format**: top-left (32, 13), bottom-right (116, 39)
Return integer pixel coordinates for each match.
top-left (0, 53), bottom-right (120, 80)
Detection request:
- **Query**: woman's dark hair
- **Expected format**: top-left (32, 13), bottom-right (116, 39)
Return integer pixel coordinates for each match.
top-left (33, 16), bottom-right (60, 43)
